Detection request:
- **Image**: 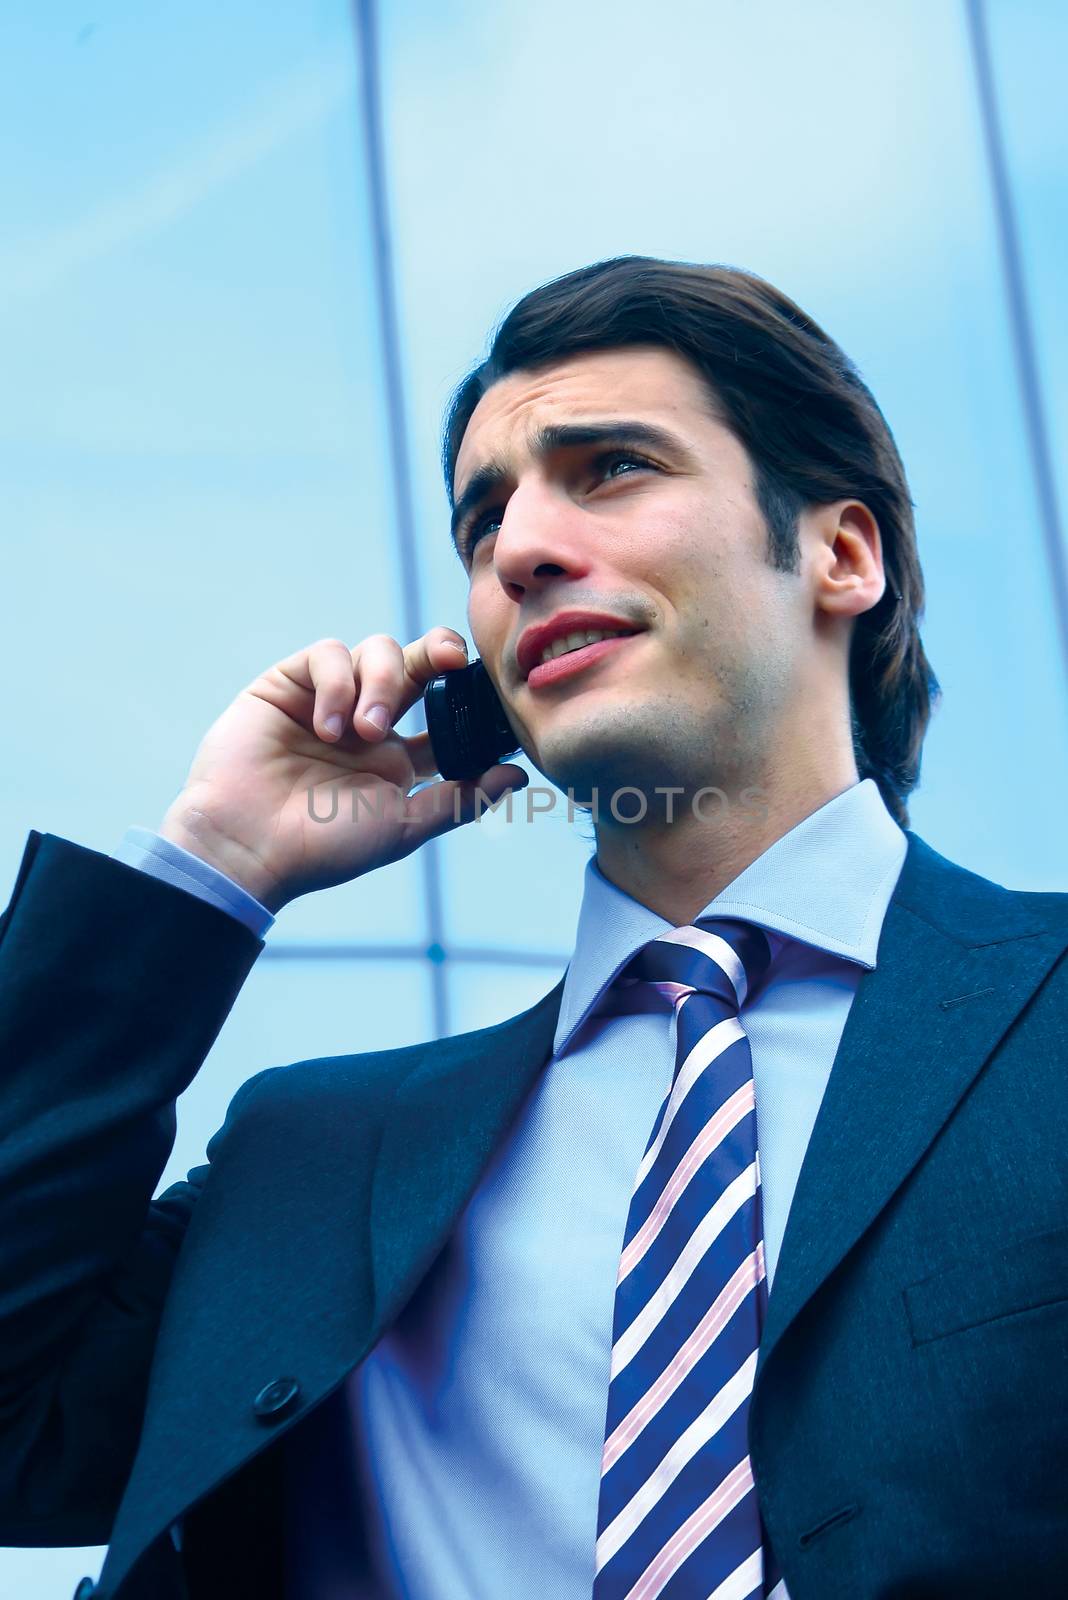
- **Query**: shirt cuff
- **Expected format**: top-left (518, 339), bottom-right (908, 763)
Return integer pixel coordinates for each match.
top-left (115, 826), bottom-right (276, 940)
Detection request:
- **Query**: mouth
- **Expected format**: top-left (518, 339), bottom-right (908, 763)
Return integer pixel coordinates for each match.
top-left (525, 630), bottom-right (642, 691)
top-left (516, 611), bottom-right (646, 681)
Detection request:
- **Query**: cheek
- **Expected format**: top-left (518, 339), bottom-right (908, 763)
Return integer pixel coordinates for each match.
top-left (467, 587), bottom-right (507, 660)
top-left (671, 552), bottom-right (743, 634)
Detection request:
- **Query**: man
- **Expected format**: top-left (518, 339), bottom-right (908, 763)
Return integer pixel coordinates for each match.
top-left (1, 256), bottom-right (1065, 1600)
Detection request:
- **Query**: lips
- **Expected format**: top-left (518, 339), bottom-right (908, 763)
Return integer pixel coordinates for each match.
top-left (516, 611), bottom-right (643, 680)
top-left (526, 631), bottom-right (640, 691)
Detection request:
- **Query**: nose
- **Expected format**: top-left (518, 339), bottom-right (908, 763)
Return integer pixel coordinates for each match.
top-left (490, 480), bottom-right (595, 599)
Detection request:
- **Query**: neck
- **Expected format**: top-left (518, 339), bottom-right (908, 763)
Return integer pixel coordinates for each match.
top-left (592, 753), bottom-right (861, 926)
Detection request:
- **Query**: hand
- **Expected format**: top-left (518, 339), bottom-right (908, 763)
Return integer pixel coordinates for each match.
top-left (158, 629), bottom-right (527, 912)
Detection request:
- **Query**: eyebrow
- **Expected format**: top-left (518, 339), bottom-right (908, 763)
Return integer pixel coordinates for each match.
top-left (449, 419), bottom-right (693, 555)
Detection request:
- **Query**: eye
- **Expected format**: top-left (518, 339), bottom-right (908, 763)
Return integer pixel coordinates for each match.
top-left (459, 450), bottom-right (657, 563)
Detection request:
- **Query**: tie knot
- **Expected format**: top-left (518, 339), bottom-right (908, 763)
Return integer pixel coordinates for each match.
top-left (614, 916), bottom-right (773, 1016)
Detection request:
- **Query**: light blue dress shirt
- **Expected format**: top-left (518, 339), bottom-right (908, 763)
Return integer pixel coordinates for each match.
top-left (115, 777), bottom-right (907, 1598)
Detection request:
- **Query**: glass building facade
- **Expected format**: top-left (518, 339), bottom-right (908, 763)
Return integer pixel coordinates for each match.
top-left (1, 1), bottom-right (1065, 1590)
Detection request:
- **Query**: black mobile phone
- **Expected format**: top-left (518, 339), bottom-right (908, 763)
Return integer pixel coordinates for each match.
top-left (423, 658), bottom-right (521, 780)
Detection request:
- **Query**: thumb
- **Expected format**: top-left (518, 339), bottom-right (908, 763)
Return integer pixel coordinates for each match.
top-left (471, 762), bottom-right (529, 805)
top-left (405, 764), bottom-right (529, 843)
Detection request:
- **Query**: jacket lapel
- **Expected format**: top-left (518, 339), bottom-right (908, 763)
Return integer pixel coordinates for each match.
top-left (368, 971), bottom-right (567, 1337)
top-left (757, 829), bottom-right (1068, 1379)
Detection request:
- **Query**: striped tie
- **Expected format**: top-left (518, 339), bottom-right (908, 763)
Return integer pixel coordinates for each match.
top-left (593, 917), bottom-right (786, 1600)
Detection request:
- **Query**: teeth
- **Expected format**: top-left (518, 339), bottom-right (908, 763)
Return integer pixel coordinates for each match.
top-left (539, 627), bottom-right (631, 666)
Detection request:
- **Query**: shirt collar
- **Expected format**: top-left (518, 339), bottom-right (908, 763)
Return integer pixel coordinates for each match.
top-left (553, 778), bottom-right (908, 1057)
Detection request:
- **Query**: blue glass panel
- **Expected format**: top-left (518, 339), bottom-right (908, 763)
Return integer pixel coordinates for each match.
top-left (449, 959), bottom-right (568, 1036)
top-left (985, 0), bottom-right (1068, 532)
top-left (0, 1546), bottom-right (106, 1598)
top-left (0, 0), bottom-right (427, 940)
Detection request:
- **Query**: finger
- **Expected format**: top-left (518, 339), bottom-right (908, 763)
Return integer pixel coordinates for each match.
top-left (271, 637), bottom-right (360, 742)
top-left (352, 626), bottom-right (470, 739)
top-left (345, 632), bottom-right (409, 741)
top-left (401, 764), bottom-right (529, 845)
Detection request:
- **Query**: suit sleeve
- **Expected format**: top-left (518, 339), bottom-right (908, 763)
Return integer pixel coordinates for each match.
top-left (113, 824), bottom-right (277, 939)
top-left (0, 830), bottom-right (268, 1546)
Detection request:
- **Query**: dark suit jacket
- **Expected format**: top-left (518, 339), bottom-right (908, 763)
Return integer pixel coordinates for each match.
top-left (0, 827), bottom-right (1065, 1599)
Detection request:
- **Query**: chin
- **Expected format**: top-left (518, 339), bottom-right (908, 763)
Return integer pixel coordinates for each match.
top-left (535, 716), bottom-right (681, 805)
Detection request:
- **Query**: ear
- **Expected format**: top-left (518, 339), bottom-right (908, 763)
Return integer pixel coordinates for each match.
top-left (811, 500), bottom-right (886, 620)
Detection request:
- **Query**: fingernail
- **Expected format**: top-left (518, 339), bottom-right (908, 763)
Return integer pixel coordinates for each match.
top-left (443, 639), bottom-right (468, 656)
top-left (324, 713), bottom-right (344, 737)
top-left (363, 704), bottom-right (390, 732)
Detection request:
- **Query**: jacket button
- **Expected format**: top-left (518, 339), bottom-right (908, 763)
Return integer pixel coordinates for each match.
top-left (253, 1376), bottom-right (301, 1420)
top-left (73, 1581), bottom-right (95, 1600)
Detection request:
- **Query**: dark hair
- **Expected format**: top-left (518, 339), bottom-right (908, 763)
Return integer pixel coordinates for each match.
top-left (442, 255), bottom-right (941, 828)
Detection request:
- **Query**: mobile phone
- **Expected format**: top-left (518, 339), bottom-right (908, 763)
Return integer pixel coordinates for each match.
top-left (423, 657), bottom-right (521, 780)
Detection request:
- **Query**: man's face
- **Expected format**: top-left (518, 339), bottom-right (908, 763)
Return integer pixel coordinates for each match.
top-left (452, 344), bottom-right (812, 805)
